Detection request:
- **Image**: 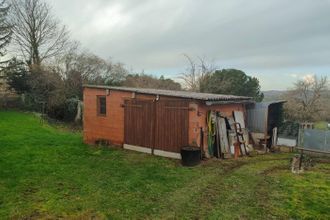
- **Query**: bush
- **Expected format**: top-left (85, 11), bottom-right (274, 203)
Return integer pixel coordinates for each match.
top-left (278, 121), bottom-right (300, 138)
top-left (47, 98), bottom-right (78, 122)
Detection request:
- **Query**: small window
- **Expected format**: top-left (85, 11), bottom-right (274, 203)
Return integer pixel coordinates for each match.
top-left (97, 96), bottom-right (106, 116)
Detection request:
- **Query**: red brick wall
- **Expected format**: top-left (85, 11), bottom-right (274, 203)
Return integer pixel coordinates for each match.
top-left (188, 102), bottom-right (246, 154)
top-left (84, 88), bottom-right (125, 145)
top-left (83, 87), bottom-right (185, 146)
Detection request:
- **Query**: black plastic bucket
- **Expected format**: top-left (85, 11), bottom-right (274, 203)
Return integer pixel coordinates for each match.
top-left (181, 146), bottom-right (201, 166)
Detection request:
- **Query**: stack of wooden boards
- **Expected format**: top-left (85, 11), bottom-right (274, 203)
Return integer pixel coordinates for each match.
top-left (206, 110), bottom-right (251, 159)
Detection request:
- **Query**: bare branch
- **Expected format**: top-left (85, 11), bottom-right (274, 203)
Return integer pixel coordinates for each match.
top-left (0, 0), bottom-right (12, 67)
top-left (179, 54), bottom-right (215, 92)
top-left (9, 0), bottom-right (70, 66)
top-left (283, 75), bottom-right (328, 122)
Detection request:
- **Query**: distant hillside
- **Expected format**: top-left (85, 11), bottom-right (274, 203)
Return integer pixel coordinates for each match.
top-left (262, 90), bottom-right (330, 101)
top-left (262, 90), bottom-right (285, 101)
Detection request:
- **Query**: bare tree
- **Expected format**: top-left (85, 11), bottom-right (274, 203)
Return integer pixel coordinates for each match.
top-left (59, 49), bottom-right (128, 86)
top-left (55, 48), bottom-right (129, 122)
top-left (180, 54), bottom-right (197, 91)
top-left (283, 75), bottom-right (328, 122)
top-left (179, 54), bottom-right (215, 92)
top-left (51, 46), bottom-right (129, 100)
top-left (0, 0), bottom-right (12, 67)
top-left (9, 0), bottom-right (69, 66)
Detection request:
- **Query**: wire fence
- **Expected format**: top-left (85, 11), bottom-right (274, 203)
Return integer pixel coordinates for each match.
top-left (298, 128), bottom-right (330, 153)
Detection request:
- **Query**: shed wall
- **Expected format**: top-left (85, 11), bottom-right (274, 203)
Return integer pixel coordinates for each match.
top-left (246, 107), bottom-right (267, 133)
top-left (84, 87), bottom-right (246, 155)
top-left (188, 103), bottom-right (245, 154)
top-left (84, 87), bottom-right (189, 146)
top-left (84, 88), bottom-right (126, 145)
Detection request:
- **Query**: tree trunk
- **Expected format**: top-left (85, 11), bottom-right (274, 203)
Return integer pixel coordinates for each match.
top-left (75, 100), bottom-right (82, 123)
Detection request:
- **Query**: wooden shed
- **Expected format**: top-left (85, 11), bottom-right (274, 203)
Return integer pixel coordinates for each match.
top-left (83, 85), bottom-right (253, 159)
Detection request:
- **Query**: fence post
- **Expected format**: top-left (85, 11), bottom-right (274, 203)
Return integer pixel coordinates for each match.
top-left (299, 149), bottom-right (304, 170)
top-left (324, 131), bottom-right (327, 151)
top-left (297, 127), bottom-right (303, 148)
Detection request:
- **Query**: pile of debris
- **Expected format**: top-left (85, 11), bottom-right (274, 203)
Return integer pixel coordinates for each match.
top-left (205, 110), bottom-right (253, 159)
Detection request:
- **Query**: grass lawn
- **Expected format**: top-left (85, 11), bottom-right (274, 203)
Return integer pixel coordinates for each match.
top-left (315, 121), bottom-right (329, 130)
top-left (0, 111), bottom-right (330, 219)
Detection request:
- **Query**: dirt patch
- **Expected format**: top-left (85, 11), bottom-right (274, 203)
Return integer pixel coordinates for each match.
top-left (13, 210), bottom-right (44, 220)
top-left (257, 157), bottom-right (291, 162)
top-left (221, 161), bottom-right (247, 174)
top-left (22, 187), bottom-right (38, 197)
top-left (67, 210), bottom-right (106, 220)
top-left (314, 158), bottom-right (330, 164)
top-left (260, 165), bottom-right (289, 175)
top-left (16, 210), bottom-right (106, 220)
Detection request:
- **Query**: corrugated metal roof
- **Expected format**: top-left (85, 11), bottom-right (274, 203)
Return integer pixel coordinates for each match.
top-left (83, 84), bottom-right (253, 102)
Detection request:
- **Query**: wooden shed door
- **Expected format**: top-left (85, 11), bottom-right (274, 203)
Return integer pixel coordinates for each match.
top-left (124, 99), bottom-right (189, 153)
top-left (154, 100), bottom-right (189, 153)
top-left (124, 99), bottom-right (155, 148)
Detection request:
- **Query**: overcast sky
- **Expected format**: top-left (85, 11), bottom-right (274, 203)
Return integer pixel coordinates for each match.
top-left (46, 0), bottom-right (330, 90)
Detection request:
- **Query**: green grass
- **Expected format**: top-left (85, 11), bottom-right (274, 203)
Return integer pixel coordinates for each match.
top-left (0, 111), bottom-right (329, 219)
top-left (315, 121), bottom-right (329, 130)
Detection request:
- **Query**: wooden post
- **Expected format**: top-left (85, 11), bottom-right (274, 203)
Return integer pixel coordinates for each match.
top-left (299, 149), bottom-right (304, 171)
top-left (200, 127), bottom-right (204, 159)
top-left (234, 142), bottom-right (240, 159)
top-left (264, 106), bottom-right (269, 152)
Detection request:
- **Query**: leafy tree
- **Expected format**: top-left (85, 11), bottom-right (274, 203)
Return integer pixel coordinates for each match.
top-left (5, 58), bottom-right (30, 94)
top-left (123, 74), bottom-right (181, 90)
top-left (28, 66), bottom-right (65, 106)
top-left (201, 69), bottom-right (264, 101)
top-left (6, 60), bottom-right (66, 113)
top-left (158, 75), bottom-right (182, 90)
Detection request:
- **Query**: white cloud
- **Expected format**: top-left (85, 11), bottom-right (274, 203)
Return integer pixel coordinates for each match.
top-left (45, 0), bottom-right (330, 90)
top-left (88, 4), bottom-right (131, 33)
top-left (290, 74), bottom-right (298, 78)
top-left (302, 74), bottom-right (316, 84)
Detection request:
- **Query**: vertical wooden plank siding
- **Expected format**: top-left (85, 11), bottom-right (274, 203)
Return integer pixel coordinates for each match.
top-left (123, 99), bottom-right (189, 153)
top-left (154, 100), bottom-right (189, 153)
top-left (124, 99), bottom-right (155, 148)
